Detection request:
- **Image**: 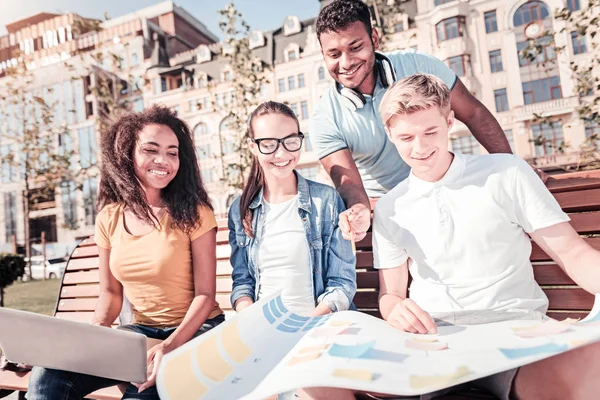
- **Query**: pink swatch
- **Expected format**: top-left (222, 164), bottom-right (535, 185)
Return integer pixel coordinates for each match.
top-left (513, 320), bottom-right (570, 338)
top-left (405, 339), bottom-right (448, 351)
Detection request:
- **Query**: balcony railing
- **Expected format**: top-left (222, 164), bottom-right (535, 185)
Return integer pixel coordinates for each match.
top-left (526, 151), bottom-right (583, 169)
top-left (514, 97), bottom-right (580, 121)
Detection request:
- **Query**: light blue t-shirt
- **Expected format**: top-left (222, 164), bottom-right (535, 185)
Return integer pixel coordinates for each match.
top-left (309, 50), bottom-right (457, 197)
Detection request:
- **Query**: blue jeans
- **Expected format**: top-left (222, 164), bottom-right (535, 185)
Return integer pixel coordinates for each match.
top-left (27, 314), bottom-right (225, 400)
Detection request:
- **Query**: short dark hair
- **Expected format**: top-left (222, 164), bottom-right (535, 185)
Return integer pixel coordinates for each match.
top-left (316, 0), bottom-right (373, 40)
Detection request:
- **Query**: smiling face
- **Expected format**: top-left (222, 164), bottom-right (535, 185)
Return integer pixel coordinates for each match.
top-left (133, 123), bottom-right (180, 194)
top-left (319, 21), bottom-right (379, 93)
top-left (387, 107), bottom-right (455, 182)
top-left (248, 113), bottom-right (301, 182)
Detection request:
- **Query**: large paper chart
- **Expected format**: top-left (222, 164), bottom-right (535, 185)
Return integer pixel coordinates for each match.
top-left (157, 293), bottom-right (600, 399)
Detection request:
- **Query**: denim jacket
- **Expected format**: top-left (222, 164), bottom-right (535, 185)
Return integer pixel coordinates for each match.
top-left (228, 172), bottom-right (357, 312)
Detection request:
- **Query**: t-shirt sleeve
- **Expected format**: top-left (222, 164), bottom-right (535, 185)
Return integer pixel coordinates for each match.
top-left (512, 156), bottom-right (570, 233)
top-left (390, 51), bottom-right (457, 90)
top-left (309, 96), bottom-right (349, 159)
top-left (372, 201), bottom-right (409, 269)
top-left (189, 205), bottom-right (218, 241)
top-left (94, 208), bottom-right (111, 249)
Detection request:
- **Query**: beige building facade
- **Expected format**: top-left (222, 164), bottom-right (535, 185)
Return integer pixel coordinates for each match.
top-left (0, 0), bottom-right (597, 246)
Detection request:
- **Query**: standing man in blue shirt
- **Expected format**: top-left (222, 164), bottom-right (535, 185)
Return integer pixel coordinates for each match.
top-left (310, 0), bottom-right (540, 241)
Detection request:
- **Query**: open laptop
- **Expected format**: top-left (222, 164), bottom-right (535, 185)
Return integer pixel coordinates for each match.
top-left (0, 307), bottom-right (147, 383)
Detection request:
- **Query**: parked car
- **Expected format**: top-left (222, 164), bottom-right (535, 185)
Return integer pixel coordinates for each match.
top-left (22, 256), bottom-right (68, 280)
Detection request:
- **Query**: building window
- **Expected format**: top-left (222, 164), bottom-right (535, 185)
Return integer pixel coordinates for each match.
top-left (82, 177), bottom-right (98, 226)
top-left (522, 76), bottom-right (562, 105)
top-left (201, 168), bottom-right (215, 183)
top-left (133, 98), bottom-right (144, 112)
top-left (194, 122), bottom-right (213, 161)
top-left (484, 10), bottom-right (498, 33)
top-left (452, 135), bottom-right (480, 155)
top-left (513, 1), bottom-right (550, 27)
top-left (224, 71), bottom-right (233, 82)
top-left (394, 22), bottom-right (405, 32)
top-left (494, 89), bottom-right (509, 112)
top-left (287, 50), bottom-right (298, 61)
top-left (198, 75), bottom-right (208, 88)
top-left (290, 103), bottom-right (299, 117)
top-left (298, 73), bottom-right (305, 88)
top-left (131, 52), bottom-right (139, 67)
top-left (1, 145), bottom-right (17, 183)
top-left (567, 0), bottom-right (581, 12)
top-left (3, 192), bottom-right (17, 242)
top-left (318, 67), bottom-right (326, 81)
top-left (297, 167), bottom-right (318, 180)
top-left (434, 0), bottom-right (455, 5)
top-left (585, 122), bottom-right (600, 148)
top-left (436, 16), bottom-right (466, 42)
top-left (278, 78), bottom-right (285, 93)
top-left (60, 181), bottom-right (78, 227)
top-left (288, 76), bottom-right (295, 91)
top-left (505, 129), bottom-right (515, 152)
top-left (517, 36), bottom-right (556, 67)
top-left (305, 134), bottom-right (313, 152)
top-left (301, 101), bottom-right (309, 120)
top-left (532, 121), bottom-right (564, 156)
top-left (489, 50), bottom-right (503, 73)
top-left (78, 126), bottom-right (97, 168)
top-left (446, 55), bottom-right (469, 77)
top-left (571, 31), bottom-right (587, 55)
top-left (220, 118), bottom-right (236, 156)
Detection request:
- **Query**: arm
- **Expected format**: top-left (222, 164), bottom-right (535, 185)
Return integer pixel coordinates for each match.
top-left (530, 222), bottom-right (600, 294)
top-left (137, 228), bottom-right (218, 391)
top-left (228, 206), bottom-right (256, 311)
top-left (321, 149), bottom-right (371, 241)
top-left (450, 79), bottom-right (512, 154)
top-left (91, 246), bottom-right (123, 327)
top-left (314, 194), bottom-right (357, 316)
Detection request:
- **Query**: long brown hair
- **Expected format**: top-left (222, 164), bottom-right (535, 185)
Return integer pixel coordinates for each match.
top-left (240, 101), bottom-right (299, 236)
top-left (97, 105), bottom-right (213, 234)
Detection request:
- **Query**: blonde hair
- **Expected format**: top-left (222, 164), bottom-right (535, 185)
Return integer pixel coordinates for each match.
top-left (379, 73), bottom-right (451, 128)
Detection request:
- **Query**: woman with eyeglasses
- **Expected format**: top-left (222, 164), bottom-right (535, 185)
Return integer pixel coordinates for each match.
top-left (228, 101), bottom-right (357, 318)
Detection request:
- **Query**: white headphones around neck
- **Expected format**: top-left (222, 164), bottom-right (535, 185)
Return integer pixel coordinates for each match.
top-left (336, 52), bottom-right (397, 112)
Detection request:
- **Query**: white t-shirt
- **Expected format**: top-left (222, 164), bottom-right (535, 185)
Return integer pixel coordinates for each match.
top-left (373, 152), bottom-right (570, 314)
top-left (257, 195), bottom-right (315, 315)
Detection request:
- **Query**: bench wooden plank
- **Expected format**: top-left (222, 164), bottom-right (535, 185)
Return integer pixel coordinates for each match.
top-left (54, 311), bottom-right (96, 323)
top-left (216, 260), bottom-right (233, 277)
top-left (78, 236), bottom-right (97, 247)
top-left (544, 288), bottom-right (594, 310)
top-left (546, 171), bottom-right (600, 193)
top-left (66, 257), bottom-right (100, 271)
top-left (70, 246), bottom-right (100, 259)
top-left (62, 270), bottom-right (100, 285)
top-left (216, 277), bottom-right (233, 293)
top-left (60, 284), bottom-right (101, 299)
top-left (568, 212), bottom-right (600, 234)
top-left (533, 264), bottom-right (574, 285)
top-left (57, 298), bottom-right (98, 312)
top-left (554, 188), bottom-right (600, 212)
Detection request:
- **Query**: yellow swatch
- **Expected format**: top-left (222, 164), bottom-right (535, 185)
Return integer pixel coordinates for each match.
top-left (333, 368), bottom-right (373, 382)
top-left (221, 320), bottom-right (253, 363)
top-left (297, 343), bottom-right (330, 355)
top-left (287, 352), bottom-right (322, 366)
top-left (329, 320), bottom-right (354, 327)
top-left (162, 349), bottom-right (208, 400)
top-left (560, 318), bottom-right (580, 325)
top-left (410, 366), bottom-right (470, 389)
top-left (412, 336), bottom-right (439, 343)
top-left (196, 334), bottom-right (234, 382)
top-left (569, 339), bottom-right (588, 347)
top-left (511, 325), bottom-right (537, 332)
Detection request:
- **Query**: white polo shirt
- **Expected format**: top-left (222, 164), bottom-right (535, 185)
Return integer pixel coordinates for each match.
top-left (372, 152), bottom-right (570, 314)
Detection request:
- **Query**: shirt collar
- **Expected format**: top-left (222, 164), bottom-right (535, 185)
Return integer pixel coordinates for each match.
top-left (407, 152), bottom-right (466, 196)
top-left (248, 170), bottom-right (312, 213)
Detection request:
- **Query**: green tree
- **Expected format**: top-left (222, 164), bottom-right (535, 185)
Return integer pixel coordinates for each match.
top-left (0, 56), bottom-right (77, 276)
top-left (216, 1), bottom-right (271, 191)
top-left (367, 0), bottom-right (406, 50)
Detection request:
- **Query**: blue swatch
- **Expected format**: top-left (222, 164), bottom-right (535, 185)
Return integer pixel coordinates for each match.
top-left (263, 303), bottom-right (275, 324)
top-left (579, 311), bottom-right (600, 324)
top-left (499, 343), bottom-right (569, 359)
top-left (269, 300), bottom-right (282, 318)
top-left (275, 296), bottom-right (288, 314)
top-left (328, 340), bottom-right (377, 358)
top-left (288, 314), bottom-right (310, 323)
top-left (277, 324), bottom-right (299, 333)
top-left (281, 318), bottom-right (306, 328)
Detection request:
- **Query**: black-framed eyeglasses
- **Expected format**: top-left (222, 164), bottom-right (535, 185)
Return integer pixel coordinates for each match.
top-left (252, 132), bottom-right (304, 155)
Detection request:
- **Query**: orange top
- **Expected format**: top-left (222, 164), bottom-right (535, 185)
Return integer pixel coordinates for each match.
top-left (95, 203), bottom-right (222, 327)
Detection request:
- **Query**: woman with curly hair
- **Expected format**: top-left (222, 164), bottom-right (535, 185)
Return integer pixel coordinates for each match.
top-left (28, 106), bottom-right (224, 399)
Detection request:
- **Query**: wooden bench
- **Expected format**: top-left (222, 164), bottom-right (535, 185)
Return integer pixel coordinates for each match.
top-left (1, 169), bottom-right (599, 399)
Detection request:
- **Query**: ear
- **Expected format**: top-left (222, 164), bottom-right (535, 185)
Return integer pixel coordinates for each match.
top-left (446, 110), bottom-right (455, 131)
top-left (247, 137), bottom-right (259, 157)
top-left (371, 28), bottom-right (380, 51)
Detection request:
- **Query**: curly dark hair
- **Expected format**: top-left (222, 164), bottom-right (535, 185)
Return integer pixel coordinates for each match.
top-left (97, 105), bottom-right (213, 234)
top-left (316, 0), bottom-right (373, 40)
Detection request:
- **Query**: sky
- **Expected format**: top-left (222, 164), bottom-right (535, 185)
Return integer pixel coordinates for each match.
top-left (0, 0), bottom-right (321, 37)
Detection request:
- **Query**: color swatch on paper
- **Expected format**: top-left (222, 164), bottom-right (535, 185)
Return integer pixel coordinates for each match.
top-left (512, 320), bottom-right (570, 338)
top-left (405, 338), bottom-right (448, 351)
top-left (162, 349), bottom-right (209, 400)
top-left (196, 334), bottom-right (234, 382)
top-left (221, 320), bottom-right (253, 363)
top-left (499, 342), bottom-right (569, 359)
top-left (332, 368), bottom-right (374, 382)
top-left (328, 340), bottom-right (376, 358)
top-left (409, 366), bottom-right (470, 390)
top-left (287, 352), bottom-right (323, 366)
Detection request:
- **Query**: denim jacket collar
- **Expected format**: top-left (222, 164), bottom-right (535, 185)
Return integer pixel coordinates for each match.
top-left (248, 171), bottom-right (312, 214)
